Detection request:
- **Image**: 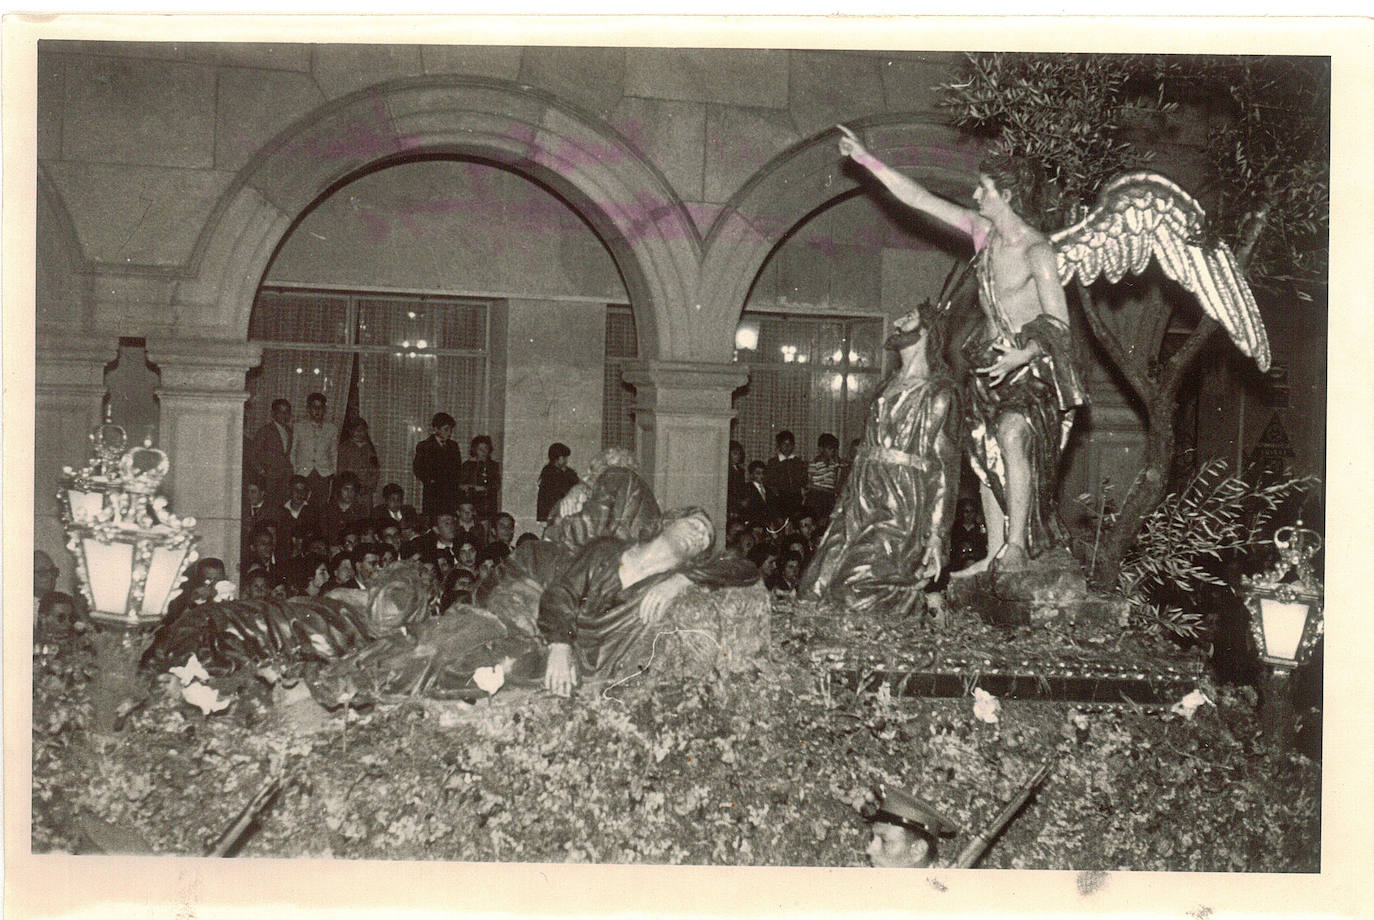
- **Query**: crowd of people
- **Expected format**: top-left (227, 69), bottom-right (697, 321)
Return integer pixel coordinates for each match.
top-left (233, 396), bottom-right (991, 616)
top-left (238, 395), bottom-right (550, 620)
top-left (723, 429), bottom-right (988, 598)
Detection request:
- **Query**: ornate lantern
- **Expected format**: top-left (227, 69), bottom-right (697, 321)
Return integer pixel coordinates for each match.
top-left (58, 422), bottom-right (129, 525)
top-left (58, 426), bottom-right (200, 629)
top-left (1242, 521), bottom-right (1323, 671)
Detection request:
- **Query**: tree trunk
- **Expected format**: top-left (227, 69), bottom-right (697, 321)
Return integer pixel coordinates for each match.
top-left (1091, 316), bottom-right (1219, 589)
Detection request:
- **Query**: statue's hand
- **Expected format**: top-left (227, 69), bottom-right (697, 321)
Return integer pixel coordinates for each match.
top-left (837, 124), bottom-right (868, 162)
top-left (640, 573), bottom-right (692, 624)
top-left (543, 643), bottom-right (576, 697)
top-left (978, 341), bottom-right (1036, 387)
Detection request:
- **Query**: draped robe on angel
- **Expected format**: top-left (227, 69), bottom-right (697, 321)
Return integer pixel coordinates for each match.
top-left (800, 369), bottom-right (960, 612)
top-left (961, 248), bottom-right (1089, 559)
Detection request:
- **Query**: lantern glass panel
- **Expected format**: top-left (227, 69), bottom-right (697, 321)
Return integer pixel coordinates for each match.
top-left (82, 538), bottom-right (134, 615)
top-left (1259, 597), bottom-right (1310, 662)
top-left (67, 489), bottom-right (105, 520)
top-left (139, 544), bottom-right (191, 620)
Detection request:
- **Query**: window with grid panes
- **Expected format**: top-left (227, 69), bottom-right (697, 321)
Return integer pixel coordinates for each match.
top-left (731, 311), bottom-right (884, 468)
top-left (602, 305), bottom-right (638, 452)
top-left (247, 287), bottom-right (494, 508)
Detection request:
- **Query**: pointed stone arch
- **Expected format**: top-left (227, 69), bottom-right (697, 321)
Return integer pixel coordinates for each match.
top-left (173, 77), bottom-right (702, 361)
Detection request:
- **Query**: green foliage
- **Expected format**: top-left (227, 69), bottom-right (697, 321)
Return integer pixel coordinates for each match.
top-left (940, 53), bottom-right (1167, 226)
top-left (940, 53), bottom-right (1330, 287)
top-left (1113, 459), bottom-right (1317, 639)
top-left (32, 610), bottom-right (1320, 870)
top-left (1189, 56), bottom-right (1330, 285)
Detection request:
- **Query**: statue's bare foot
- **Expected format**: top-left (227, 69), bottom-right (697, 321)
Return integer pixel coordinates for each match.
top-left (950, 556), bottom-right (993, 579)
top-left (989, 543), bottom-right (1029, 575)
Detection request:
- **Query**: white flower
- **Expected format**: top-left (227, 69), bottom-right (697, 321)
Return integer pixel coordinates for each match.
top-left (972, 687), bottom-right (1001, 724)
top-left (181, 681), bottom-right (231, 715)
top-left (169, 654), bottom-right (211, 686)
top-left (1071, 711), bottom-right (1091, 732)
top-left (1170, 689), bottom-right (1212, 720)
top-left (212, 580), bottom-right (238, 602)
top-left (472, 664), bottom-right (505, 696)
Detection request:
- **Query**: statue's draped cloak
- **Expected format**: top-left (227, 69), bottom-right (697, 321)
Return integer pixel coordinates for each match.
top-left (536, 537), bottom-right (758, 682)
top-left (962, 249), bottom-right (1089, 559)
top-left (800, 370), bottom-right (960, 611)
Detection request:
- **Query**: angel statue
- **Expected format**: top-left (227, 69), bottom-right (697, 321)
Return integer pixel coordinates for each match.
top-left (837, 125), bottom-right (1269, 578)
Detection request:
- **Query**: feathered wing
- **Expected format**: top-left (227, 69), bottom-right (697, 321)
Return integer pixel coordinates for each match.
top-left (1050, 172), bottom-right (1271, 372)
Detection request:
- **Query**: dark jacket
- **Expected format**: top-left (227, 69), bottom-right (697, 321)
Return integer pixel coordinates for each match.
top-left (537, 463), bottom-right (580, 522)
top-left (372, 503), bottom-right (420, 535)
top-left (246, 421), bottom-right (293, 503)
top-left (404, 531), bottom-right (459, 569)
top-left (763, 455), bottom-right (807, 518)
top-left (412, 436), bottom-right (463, 519)
top-left (458, 458), bottom-right (502, 520)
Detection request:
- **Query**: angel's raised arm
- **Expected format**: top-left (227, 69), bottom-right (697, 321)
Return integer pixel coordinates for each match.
top-left (837, 125), bottom-right (986, 241)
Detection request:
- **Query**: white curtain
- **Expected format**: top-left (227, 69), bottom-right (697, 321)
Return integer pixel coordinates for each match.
top-left (730, 312), bottom-right (882, 467)
top-left (246, 289), bottom-right (492, 509)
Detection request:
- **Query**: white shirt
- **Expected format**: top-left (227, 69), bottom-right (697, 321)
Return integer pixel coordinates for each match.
top-left (292, 419), bottom-right (338, 477)
top-left (273, 421), bottom-right (292, 453)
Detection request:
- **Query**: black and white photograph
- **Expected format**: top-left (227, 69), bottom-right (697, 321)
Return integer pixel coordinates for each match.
top-left (4, 11), bottom-right (1370, 919)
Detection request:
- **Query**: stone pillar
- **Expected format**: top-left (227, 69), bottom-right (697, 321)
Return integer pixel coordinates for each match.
top-left (35, 333), bottom-right (120, 585)
top-left (144, 337), bottom-right (263, 576)
top-left (621, 360), bottom-right (748, 534)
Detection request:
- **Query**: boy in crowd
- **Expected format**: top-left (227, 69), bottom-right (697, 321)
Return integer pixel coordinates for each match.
top-left (805, 433), bottom-right (841, 521)
top-left (763, 430), bottom-right (807, 521)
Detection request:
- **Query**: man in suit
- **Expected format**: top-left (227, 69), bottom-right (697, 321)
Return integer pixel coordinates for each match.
top-left (241, 524), bottom-right (280, 580)
top-left (405, 509), bottom-right (460, 570)
top-left (319, 472), bottom-right (370, 547)
top-left (488, 512), bottom-right (516, 556)
top-left (726, 440), bottom-right (749, 525)
top-left (741, 460), bottom-right (770, 526)
top-left (275, 474), bottom-right (320, 559)
top-left (412, 412), bottom-right (462, 519)
top-left (241, 479), bottom-right (277, 566)
top-left (246, 398), bottom-right (293, 507)
top-left (292, 392), bottom-right (338, 508)
top-left (372, 482), bottom-right (420, 539)
top-left (454, 500), bottom-right (486, 548)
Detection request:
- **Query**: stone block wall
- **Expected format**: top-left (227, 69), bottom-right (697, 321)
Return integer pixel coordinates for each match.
top-left (32, 41), bottom-right (1296, 572)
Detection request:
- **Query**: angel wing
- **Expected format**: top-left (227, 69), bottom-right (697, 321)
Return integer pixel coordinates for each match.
top-left (1050, 172), bottom-right (1271, 372)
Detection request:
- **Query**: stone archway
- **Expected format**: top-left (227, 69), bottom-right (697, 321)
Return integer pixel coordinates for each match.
top-left (694, 117), bottom-right (983, 359)
top-left (138, 77), bottom-right (707, 569)
top-left (172, 77), bottom-right (702, 360)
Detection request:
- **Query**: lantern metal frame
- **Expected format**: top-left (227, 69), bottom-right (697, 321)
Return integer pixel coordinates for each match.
top-left (1242, 521), bottom-right (1323, 672)
top-left (57, 429), bottom-right (199, 630)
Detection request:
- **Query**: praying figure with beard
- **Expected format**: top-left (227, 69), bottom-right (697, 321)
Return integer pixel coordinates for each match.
top-left (800, 301), bottom-right (960, 615)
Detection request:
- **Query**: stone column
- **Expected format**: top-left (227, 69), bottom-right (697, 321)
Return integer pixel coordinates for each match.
top-left (35, 333), bottom-right (120, 582)
top-left (621, 360), bottom-right (749, 534)
top-left (144, 337), bottom-right (263, 576)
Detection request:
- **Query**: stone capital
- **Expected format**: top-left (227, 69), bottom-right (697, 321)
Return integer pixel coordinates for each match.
top-left (144, 336), bottom-right (264, 393)
top-left (621, 359), bottom-right (749, 416)
top-left (35, 332), bottom-right (119, 394)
